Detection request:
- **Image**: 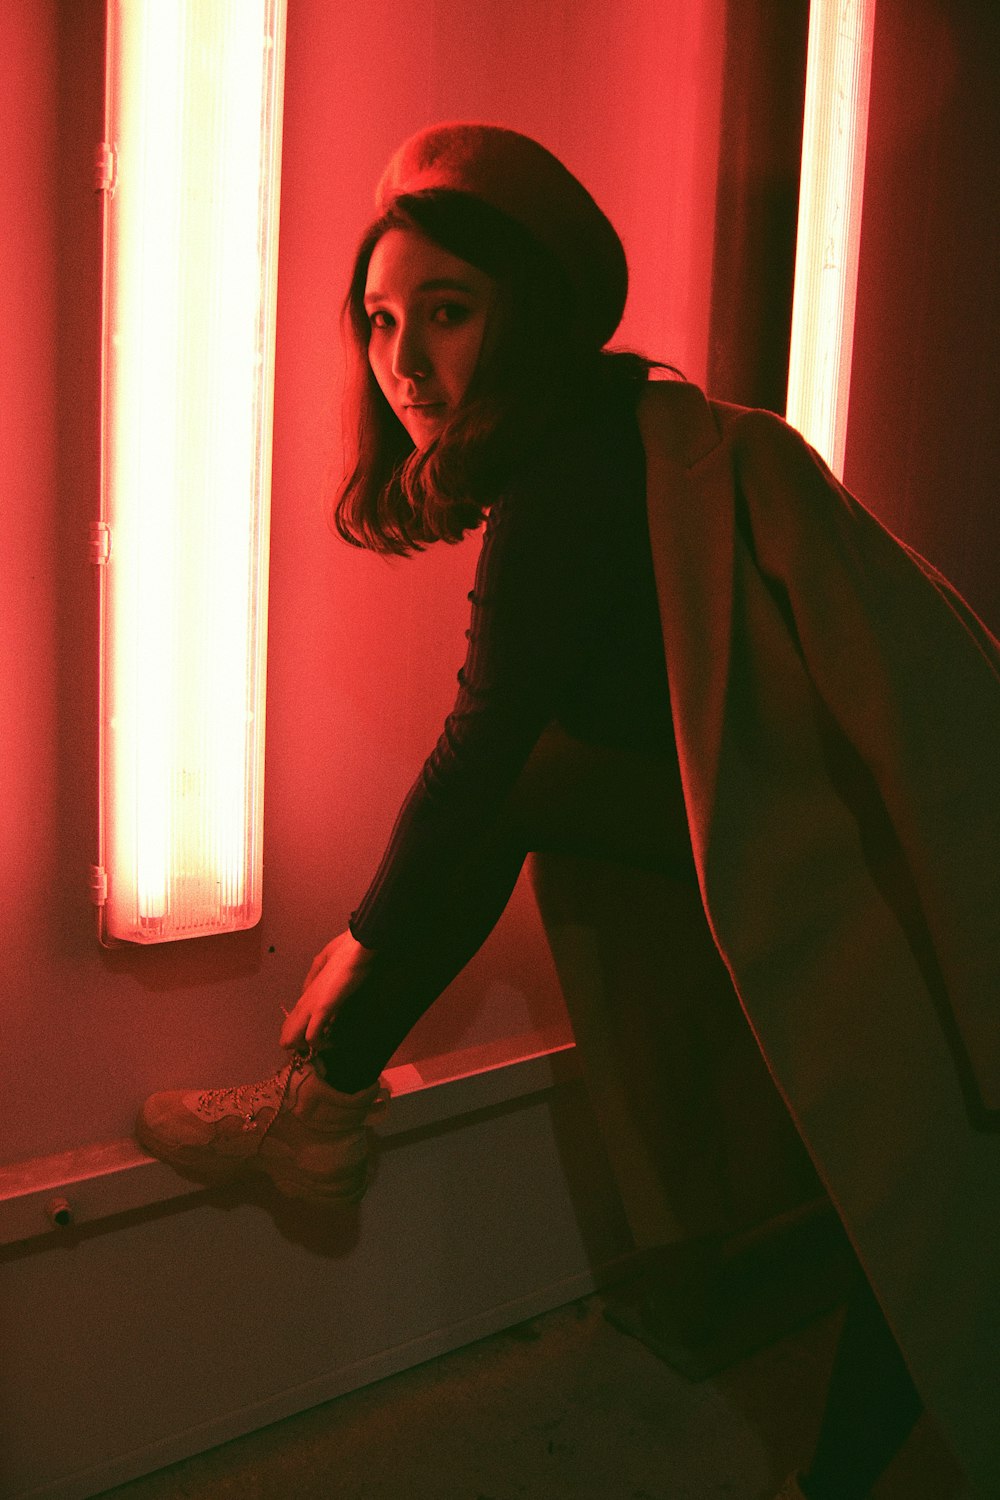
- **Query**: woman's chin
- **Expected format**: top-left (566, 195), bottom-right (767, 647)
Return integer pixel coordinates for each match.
top-left (403, 405), bottom-right (449, 445)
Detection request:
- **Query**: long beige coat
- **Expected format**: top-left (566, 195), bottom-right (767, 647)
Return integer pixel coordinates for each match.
top-left (638, 380), bottom-right (1000, 1495)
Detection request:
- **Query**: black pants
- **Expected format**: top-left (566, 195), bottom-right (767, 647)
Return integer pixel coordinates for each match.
top-left (319, 724), bottom-right (922, 1494)
top-left (319, 722), bottom-right (698, 1092)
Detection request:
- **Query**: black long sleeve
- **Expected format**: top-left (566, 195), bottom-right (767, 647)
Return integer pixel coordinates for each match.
top-left (348, 392), bottom-right (674, 950)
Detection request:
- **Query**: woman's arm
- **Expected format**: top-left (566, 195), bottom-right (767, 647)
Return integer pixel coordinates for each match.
top-left (283, 401), bottom-right (645, 1054)
top-left (278, 479), bottom-right (574, 1057)
top-left (347, 413), bottom-right (643, 952)
top-left (279, 928), bottom-right (377, 1054)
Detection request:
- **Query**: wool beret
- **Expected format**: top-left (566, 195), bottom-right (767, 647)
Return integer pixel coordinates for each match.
top-left (375, 122), bottom-right (628, 348)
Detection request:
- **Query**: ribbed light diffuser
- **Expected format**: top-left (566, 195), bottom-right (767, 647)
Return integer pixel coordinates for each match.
top-left (97, 0), bottom-right (286, 942)
top-left (785, 0), bottom-right (876, 478)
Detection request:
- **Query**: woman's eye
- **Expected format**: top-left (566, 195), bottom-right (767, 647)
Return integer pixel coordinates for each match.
top-left (368, 310), bottom-right (393, 330)
top-left (433, 302), bottom-right (471, 325)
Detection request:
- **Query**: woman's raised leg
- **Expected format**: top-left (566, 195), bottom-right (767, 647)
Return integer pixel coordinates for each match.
top-left (314, 724), bottom-right (695, 1092)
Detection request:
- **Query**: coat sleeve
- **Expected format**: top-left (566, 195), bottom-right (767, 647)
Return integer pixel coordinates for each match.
top-left (728, 407), bottom-right (1000, 1117)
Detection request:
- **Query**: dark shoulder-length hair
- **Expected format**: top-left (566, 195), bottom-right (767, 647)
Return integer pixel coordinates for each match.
top-left (332, 189), bottom-right (673, 557)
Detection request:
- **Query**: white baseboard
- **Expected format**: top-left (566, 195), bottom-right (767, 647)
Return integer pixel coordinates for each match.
top-left (16, 1253), bottom-right (640, 1500)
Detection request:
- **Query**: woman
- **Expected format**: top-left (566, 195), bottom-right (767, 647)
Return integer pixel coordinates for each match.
top-left (138, 124), bottom-right (1000, 1499)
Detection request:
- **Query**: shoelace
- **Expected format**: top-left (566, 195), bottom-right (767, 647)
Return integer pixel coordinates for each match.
top-left (197, 1055), bottom-right (390, 1133)
top-left (285, 1006), bottom-right (392, 1118)
top-left (197, 1056), bottom-right (303, 1131)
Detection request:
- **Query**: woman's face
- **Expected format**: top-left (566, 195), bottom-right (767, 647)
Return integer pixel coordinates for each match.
top-left (364, 227), bottom-right (498, 448)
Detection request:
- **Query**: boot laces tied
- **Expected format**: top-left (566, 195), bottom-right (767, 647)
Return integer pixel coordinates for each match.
top-left (197, 1056), bottom-right (305, 1133)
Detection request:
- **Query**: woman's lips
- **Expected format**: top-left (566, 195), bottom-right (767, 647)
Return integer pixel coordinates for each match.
top-left (404, 402), bottom-right (447, 425)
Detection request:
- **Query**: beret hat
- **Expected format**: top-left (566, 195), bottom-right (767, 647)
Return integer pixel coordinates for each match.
top-left (375, 121), bottom-right (628, 348)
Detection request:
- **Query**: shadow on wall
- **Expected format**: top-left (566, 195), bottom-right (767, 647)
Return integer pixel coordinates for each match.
top-left (845, 0), bottom-right (1000, 634)
top-left (707, 0), bottom-right (809, 412)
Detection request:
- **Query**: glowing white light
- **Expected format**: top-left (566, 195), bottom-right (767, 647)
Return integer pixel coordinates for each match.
top-left (98, 1), bottom-right (286, 942)
top-left (786, 0), bottom-right (876, 477)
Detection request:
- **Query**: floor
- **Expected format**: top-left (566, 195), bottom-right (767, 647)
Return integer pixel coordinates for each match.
top-left (98, 1289), bottom-right (969, 1500)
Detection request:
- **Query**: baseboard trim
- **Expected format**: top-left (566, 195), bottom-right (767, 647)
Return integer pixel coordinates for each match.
top-left (0, 1033), bottom-right (579, 1249)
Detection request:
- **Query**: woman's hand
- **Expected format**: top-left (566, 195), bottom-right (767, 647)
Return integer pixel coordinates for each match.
top-left (279, 930), bottom-right (377, 1054)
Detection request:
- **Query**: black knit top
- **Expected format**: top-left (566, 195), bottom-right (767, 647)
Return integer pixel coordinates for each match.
top-left (348, 384), bottom-right (676, 950)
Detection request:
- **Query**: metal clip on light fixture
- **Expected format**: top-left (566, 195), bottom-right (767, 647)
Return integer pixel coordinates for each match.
top-left (95, 0), bottom-right (287, 944)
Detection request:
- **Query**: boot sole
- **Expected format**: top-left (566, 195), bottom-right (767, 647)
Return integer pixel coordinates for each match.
top-left (261, 1165), bottom-right (368, 1206)
top-left (254, 1134), bottom-right (370, 1205)
top-left (135, 1110), bottom-right (369, 1206)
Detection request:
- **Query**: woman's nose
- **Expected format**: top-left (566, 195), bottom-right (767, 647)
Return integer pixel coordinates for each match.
top-left (392, 321), bottom-right (429, 382)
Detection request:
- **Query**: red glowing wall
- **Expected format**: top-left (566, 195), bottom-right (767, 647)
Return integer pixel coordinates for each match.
top-left (3, 0), bottom-right (991, 1174)
top-left (0, 0), bottom-right (733, 1166)
top-left (844, 0), bottom-right (1000, 634)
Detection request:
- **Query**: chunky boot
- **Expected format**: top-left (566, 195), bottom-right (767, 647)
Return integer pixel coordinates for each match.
top-left (135, 1055), bottom-right (390, 1205)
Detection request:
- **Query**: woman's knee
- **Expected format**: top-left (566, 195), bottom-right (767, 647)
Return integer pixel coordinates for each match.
top-left (504, 723), bottom-right (694, 875)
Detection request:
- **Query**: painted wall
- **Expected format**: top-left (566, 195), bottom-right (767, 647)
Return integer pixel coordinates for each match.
top-left (8, 3), bottom-right (995, 1489)
top-left (844, 0), bottom-right (1000, 635)
top-left (9, 0), bottom-right (990, 1184)
top-left (707, 0), bottom-right (808, 411)
top-left (1, 0), bottom-right (729, 1169)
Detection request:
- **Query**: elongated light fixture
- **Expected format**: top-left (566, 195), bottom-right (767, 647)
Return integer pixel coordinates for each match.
top-left (95, 0), bottom-right (286, 943)
top-left (786, 0), bottom-right (876, 477)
